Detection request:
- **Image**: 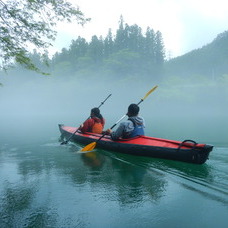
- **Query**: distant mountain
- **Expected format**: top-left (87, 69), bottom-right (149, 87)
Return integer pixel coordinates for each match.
top-left (164, 30), bottom-right (228, 79)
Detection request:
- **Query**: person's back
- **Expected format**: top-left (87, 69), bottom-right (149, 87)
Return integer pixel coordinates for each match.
top-left (107, 104), bottom-right (145, 140)
top-left (80, 108), bottom-right (105, 134)
top-left (126, 116), bottom-right (145, 138)
top-left (91, 117), bottom-right (104, 133)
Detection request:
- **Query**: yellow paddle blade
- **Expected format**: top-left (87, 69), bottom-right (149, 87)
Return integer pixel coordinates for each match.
top-left (142, 85), bottom-right (158, 101)
top-left (81, 142), bottom-right (97, 152)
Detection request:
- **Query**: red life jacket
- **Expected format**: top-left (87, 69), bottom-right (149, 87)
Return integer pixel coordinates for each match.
top-left (91, 117), bottom-right (104, 133)
top-left (81, 117), bottom-right (105, 134)
top-left (92, 122), bottom-right (103, 133)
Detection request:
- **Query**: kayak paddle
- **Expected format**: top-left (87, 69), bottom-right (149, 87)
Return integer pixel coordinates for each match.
top-left (60, 93), bottom-right (112, 145)
top-left (81, 85), bottom-right (158, 152)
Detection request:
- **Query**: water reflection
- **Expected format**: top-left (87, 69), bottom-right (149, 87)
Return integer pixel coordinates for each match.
top-left (1, 142), bottom-right (227, 227)
top-left (80, 151), bottom-right (105, 170)
top-left (57, 145), bottom-right (168, 204)
top-left (93, 150), bottom-right (168, 204)
top-left (89, 149), bottom-right (228, 207)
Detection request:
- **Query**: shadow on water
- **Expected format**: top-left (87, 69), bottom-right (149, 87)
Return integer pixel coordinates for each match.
top-left (83, 147), bottom-right (228, 207)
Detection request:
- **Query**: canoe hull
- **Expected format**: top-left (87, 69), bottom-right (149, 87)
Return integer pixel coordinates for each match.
top-left (59, 124), bottom-right (213, 164)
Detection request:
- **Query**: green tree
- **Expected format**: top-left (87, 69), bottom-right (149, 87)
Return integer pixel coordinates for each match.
top-left (144, 27), bottom-right (156, 61)
top-left (104, 29), bottom-right (114, 58)
top-left (88, 35), bottom-right (104, 65)
top-left (52, 48), bottom-right (69, 65)
top-left (115, 15), bottom-right (127, 52)
top-left (68, 36), bottom-right (88, 71)
top-left (15, 49), bottom-right (51, 74)
top-left (154, 31), bottom-right (165, 65)
top-left (0, 0), bottom-right (90, 73)
top-left (45, 16), bottom-right (168, 79)
top-left (69, 37), bottom-right (88, 59)
top-left (127, 24), bottom-right (143, 52)
top-left (104, 49), bottom-right (141, 76)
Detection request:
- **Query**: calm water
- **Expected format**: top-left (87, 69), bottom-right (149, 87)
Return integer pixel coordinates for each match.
top-left (0, 134), bottom-right (227, 228)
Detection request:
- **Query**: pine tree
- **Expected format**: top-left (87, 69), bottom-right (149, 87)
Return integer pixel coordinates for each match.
top-left (144, 27), bottom-right (156, 62)
top-left (154, 31), bottom-right (165, 65)
top-left (68, 36), bottom-right (88, 70)
top-left (104, 29), bottom-right (114, 58)
top-left (127, 24), bottom-right (143, 52)
top-left (88, 35), bottom-right (104, 65)
top-left (115, 15), bottom-right (126, 51)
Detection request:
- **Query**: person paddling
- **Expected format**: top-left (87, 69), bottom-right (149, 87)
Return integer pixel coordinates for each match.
top-left (80, 107), bottom-right (105, 134)
top-left (106, 103), bottom-right (145, 140)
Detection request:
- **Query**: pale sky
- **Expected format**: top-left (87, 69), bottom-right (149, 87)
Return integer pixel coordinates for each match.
top-left (52, 0), bottom-right (228, 58)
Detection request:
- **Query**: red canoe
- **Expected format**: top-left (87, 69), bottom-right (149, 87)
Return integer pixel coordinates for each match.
top-left (59, 124), bottom-right (213, 164)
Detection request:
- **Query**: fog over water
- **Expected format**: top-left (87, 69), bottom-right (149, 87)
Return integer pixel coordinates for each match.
top-left (0, 72), bottom-right (227, 146)
top-left (1, 71), bottom-right (228, 228)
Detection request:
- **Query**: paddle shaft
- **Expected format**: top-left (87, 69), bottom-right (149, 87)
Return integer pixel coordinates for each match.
top-left (61, 94), bottom-right (112, 145)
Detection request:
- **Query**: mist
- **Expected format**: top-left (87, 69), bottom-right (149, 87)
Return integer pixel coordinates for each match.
top-left (0, 71), bottom-right (227, 146)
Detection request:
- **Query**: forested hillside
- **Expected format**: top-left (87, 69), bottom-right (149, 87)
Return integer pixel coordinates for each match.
top-left (2, 16), bottom-right (164, 82)
top-left (1, 22), bottom-right (227, 141)
top-left (164, 30), bottom-right (228, 81)
top-left (49, 16), bottom-right (165, 81)
top-left (1, 19), bottom-right (228, 88)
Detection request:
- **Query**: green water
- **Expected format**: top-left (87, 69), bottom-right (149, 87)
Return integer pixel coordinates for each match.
top-left (0, 134), bottom-right (227, 227)
top-left (1, 72), bottom-right (228, 227)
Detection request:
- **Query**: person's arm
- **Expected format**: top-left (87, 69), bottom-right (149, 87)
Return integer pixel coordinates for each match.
top-left (110, 122), bottom-right (126, 141)
top-left (80, 119), bottom-right (92, 133)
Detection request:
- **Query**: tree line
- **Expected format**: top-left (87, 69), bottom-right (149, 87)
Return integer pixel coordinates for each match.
top-left (49, 16), bottom-right (165, 79)
top-left (1, 1), bottom-right (227, 86)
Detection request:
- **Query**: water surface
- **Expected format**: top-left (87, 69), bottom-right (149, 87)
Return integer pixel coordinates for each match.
top-left (0, 136), bottom-right (227, 227)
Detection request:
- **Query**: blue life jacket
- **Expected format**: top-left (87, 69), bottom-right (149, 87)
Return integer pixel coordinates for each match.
top-left (127, 119), bottom-right (145, 138)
